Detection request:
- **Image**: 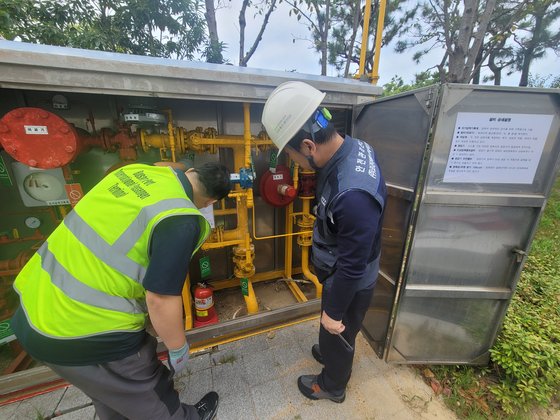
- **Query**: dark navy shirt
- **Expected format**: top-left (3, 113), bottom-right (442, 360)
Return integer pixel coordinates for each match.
top-left (144, 170), bottom-right (200, 295)
top-left (11, 169), bottom-right (200, 365)
top-left (322, 190), bottom-right (382, 320)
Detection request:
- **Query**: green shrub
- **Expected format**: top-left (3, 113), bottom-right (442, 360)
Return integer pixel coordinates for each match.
top-left (490, 275), bottom-right (560, 414)
top-left (489, 248), bottom-right (560, 413)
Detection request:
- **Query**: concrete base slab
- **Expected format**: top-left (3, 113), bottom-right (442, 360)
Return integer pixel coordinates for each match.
top-left (0, 319), bottom-right (459, 420)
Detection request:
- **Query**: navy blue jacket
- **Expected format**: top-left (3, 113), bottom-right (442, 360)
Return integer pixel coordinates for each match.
top-left (311, 136), bottom-right (386, 320)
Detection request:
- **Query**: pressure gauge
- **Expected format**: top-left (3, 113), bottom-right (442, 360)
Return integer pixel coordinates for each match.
top-left (23, 172), bottom-right (65, 202)
top-left (25, 216), bottom-right (41, 229)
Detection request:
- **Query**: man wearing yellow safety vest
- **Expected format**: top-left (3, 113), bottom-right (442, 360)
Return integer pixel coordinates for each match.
top-left (11, 162), bottom-right (231, 420)
top-left (262, 82), bottom-right (387, 403)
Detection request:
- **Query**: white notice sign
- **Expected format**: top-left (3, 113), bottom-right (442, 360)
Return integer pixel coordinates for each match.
top-left (443, 112), bottom-right (553, 184)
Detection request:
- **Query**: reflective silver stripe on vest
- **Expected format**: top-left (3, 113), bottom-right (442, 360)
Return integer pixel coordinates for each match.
top-left (38, 245), bottom-right (146, 314)
top-left (111, 198), bottom-right (196, 254)
top-left (64, 211), bottom-right (146, 281)
top-left (64, 198), bottom-right (196, 282)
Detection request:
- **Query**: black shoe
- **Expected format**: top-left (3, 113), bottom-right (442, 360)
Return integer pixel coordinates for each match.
top-left (297, 375), bottom-right (345, 403)
top-left (311, 344), bottom-right (324, 364)
top-left (195, 391), bottom-right (219, 420)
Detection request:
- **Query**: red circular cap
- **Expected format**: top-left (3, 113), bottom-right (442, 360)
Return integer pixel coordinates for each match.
top-left (278, 184), bottom-right (297, 199)
top-left (259, 165), bottom-right (298, 207)
top-left (0, 107), bottom-right (80, 168)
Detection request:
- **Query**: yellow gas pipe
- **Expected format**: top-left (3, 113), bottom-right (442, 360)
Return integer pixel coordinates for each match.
top-left (143, 104), bottom-right (321, 319)
top-left (250, 163), bottom-right (321, 299)
top-left (356, 0), bottom-right (387, 85)
top-left (371, 0), bottom-right (387, 85)
top-left (181, 274), bottom-right (194, 329)
top-left (238, 103), bottom-right (258, 313)
top-left (185, 104), bottom-right (259, 314)
top-left (298, 195), bottom-right (322, 297)
top-left (283, 165), bottom-right (304, 302)
top-left (165, 109), bottom-right (177, 162)
top-left (139, 106), bottom-right (283, 322)
top-left (358, 0), bottom-right (372, 81)
top-left (243, 103), bottom-right (251, 169)
top-left (139, 125), bottom-right (186, 161)
top-left (284, 164), bottom-right (298, 280)
top-left (187, 134), bottom-right (265, 248)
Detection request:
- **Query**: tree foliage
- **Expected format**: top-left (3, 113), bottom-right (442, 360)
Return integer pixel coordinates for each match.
top-left (201, 0), bottom-right (278, 67)
top-left (483, 0), bottom-right (560, 86)
top-left (393, 0), bottom-right (560, 86)
top-left (327, 0), bottom-right (415, 78)
top-left (0, 0), bottom-right (556, 82)
top-left (284, 0), bottom-right (416, 78)
top-left (0, 0), bottom-right (207, 59)
top-left (513, 0), bottom-right (560, 86)
top-left (381, 71), bottom-right (440, 96)
top-left (395, 0), bottom-right (500, 83)
top-left (483, 1), bottom-right (525, 85)
top-left (286, 0), bottom-right (558, 83)
top-left (283, 0), bottom-right (332, 75)
top-left (528, 73), bottom-right (560, 88)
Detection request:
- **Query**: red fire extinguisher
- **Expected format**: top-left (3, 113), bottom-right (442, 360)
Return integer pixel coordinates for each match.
top-left (193, 282), bottom-right (218, 327)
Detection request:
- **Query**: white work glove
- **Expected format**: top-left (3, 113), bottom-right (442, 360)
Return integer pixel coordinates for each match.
top-left (168, 342), bottom-right (189, 376)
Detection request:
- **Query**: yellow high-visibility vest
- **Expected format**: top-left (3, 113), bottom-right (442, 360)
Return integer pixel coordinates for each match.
top-left (14, 164), bottom-right (210, 339)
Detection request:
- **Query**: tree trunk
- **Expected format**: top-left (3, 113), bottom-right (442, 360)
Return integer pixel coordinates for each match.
top-left (488, 50), bottom-right (502, 85)
top-left (448, 0), bottom-right (476, 82)
top-left (238, 0), bottom-right (250, 66)
top-left (344, 0), bottom-right (361, 78)
top-left (319, 0), bottom-right (330, 75)
top-left (472, 40), bottom-right (484, 84)
top-left (519, 11), bottom-right (544, 86)
top-left (438, 51), bottom-right (449, 83)
top-left (205, 0), bottom-right (222, 63)
top-left (240, 0), bottom-right (277, 66)
top-left (365, 0), bottom-right (378, 75)
top-left (464, 0), bottom-right (496, 81)
top-left (448, 0), bottom-right (496, 83)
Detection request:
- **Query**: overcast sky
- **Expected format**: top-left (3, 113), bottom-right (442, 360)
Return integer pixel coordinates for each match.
top-left (215, 0), bottom-right (559, 87)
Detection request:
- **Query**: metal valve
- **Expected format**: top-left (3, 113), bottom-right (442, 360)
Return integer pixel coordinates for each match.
top-left (230, 167), bottom-right (254, 189)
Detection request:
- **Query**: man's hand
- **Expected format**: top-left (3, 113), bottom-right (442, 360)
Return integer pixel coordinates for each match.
top-left (168, 342), bottom-right (190, 376)
top-left (321, 310), bottom-right (345, 334)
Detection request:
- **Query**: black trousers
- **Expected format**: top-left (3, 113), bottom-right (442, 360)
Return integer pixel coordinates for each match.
top-left (318, 280), bottom-right (374, 393)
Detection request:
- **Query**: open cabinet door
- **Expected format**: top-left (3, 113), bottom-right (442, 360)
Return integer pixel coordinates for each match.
top-left (352, 86), bottom-right (438, 358)
top-left (354, 84), bottom-right (560, 364)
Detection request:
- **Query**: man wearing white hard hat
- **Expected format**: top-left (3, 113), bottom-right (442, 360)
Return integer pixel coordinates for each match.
top-left (262, 81), bottom-right (387, 402)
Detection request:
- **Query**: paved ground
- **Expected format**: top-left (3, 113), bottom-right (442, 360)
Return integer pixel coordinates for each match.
top-left (0, 319), bottom-right (457, 419)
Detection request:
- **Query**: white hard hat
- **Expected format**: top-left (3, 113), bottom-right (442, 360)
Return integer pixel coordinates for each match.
top-left (262, 81), bottom-right (326, 152)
